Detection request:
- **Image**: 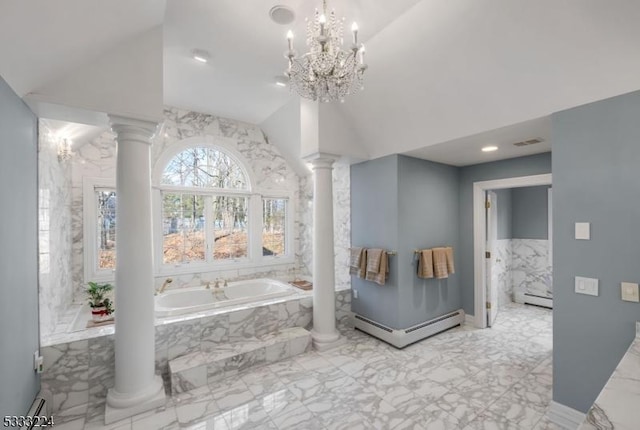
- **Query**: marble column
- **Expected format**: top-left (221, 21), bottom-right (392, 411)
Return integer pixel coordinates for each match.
top-left (105, 116), bottom-right (165, 423)
top-left (306, 154), bottom-right (344, 351)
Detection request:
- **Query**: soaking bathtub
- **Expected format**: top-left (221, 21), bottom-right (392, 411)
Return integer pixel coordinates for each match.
top-left (154, 278), bottom-right (298, 317)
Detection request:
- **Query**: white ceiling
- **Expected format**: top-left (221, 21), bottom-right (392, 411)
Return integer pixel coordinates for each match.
top-left (2, 0), bottom-right (640, 167)
top-left (403, 116), bottom-right (551, 167)
top-left (0, 0), bottom-right (165, 97)
top-left (163, 0), bottom-right (423, 124)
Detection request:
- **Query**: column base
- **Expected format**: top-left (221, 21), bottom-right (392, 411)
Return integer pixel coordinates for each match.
top-left (311, 330), bottom-right (346, 352)
top-left (105, 375), bottom-right (166, 424)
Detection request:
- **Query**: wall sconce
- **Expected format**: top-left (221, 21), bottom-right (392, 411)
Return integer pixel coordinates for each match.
top-left (57, 138), bottom-right (73, 162)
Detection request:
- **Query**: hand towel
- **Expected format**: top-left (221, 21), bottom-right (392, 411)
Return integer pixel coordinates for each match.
top-left (349, 247), bottom-right (367, 278)
top-left (432, 247), bottom-right (449, 279)
top-left (417, 249), bottom-right (434, 279)
top-left (365, 248), bottom-right (388, 285)
top-left (445, 247), bottom-right (455, 274)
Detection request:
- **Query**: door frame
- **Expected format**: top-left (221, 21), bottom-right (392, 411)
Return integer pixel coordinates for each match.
top-left (473, 173), bottom-right (552, 328)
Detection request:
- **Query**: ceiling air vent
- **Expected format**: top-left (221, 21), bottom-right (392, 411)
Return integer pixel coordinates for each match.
top-left (513, 138), bottom-right (544, 147)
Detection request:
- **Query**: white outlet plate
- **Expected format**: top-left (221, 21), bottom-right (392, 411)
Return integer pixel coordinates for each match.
top-left (575, 276), bottom-right (598, 296)
top-left (575, 223), bottom-right (590, 240)
top-left (621, 282), bottom-right (639, 302)
top-left (353, 289), bottom-right (358, 299)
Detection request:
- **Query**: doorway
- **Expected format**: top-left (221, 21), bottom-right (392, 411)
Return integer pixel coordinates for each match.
top-left (473, 174), bottom-right (552, 328)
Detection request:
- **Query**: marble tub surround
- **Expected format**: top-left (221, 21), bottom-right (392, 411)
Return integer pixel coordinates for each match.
top-left (170, 327), bottom-right (311, 395)
top-left (51, 303), bottom-right (553, 430)
top-left (41, 289), bottom-right (351, 424)
top-left (579, 322), bottom-right (640, 430)
top-left (65, 106), bottom-right (352, 303)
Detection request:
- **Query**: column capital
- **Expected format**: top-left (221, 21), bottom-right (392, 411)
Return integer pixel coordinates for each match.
top-left (304, 152), bottom-right (340, 170)
top-left (109, 115), bottom-right (161, 145)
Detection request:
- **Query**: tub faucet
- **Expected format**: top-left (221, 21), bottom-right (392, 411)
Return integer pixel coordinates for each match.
top-left (214, 278), bottom-right (220, 289)
top-left (156, 278), bottom-right (173, 295)
top-left (205, 281), bottom-right (211, 290)
top-left (223, 279), bottom-right (228, 287)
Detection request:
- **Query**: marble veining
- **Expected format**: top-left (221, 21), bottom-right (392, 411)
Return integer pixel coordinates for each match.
top-left (42, 289), bottom-right (351, 421)
top-left (492, 239), bottom-right (553, 307)
top-left (512, 239), bottom-right (553, 299)
top-left (51, 303), bottom-right (552, 430)
top-left (579, 322), bottom-right (640, 430)
top-left (38, 124), bottom-right (74, 337)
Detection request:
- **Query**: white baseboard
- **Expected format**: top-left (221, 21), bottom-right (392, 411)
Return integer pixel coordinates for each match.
top-left (547, 401), bottom-right (586, 430)
top-left (464, 313), bottom-right (475, 326)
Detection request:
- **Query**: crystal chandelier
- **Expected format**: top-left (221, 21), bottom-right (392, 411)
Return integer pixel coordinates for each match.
top-left (284, 0), bottom-right (367, 103)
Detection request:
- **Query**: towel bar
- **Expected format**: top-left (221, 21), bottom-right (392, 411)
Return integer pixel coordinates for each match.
top-left (350, 247), bottom-right (396, 256)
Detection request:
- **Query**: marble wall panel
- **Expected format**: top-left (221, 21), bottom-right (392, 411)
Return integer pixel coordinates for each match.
top-left (511, 239), bottom-right (552, 299)
top-left (63, 106), bottom-right (350, 305)
top-left (38, 125), bottom-right (74, 336)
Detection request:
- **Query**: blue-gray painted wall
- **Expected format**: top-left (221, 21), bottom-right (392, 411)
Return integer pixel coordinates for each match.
top-left (397, 155), bottom-right (460, 328)
top-left (458, 153), bottom-right (552, 314)
top-left (552, 90), bottom-right (640, 412)
top-left (350, 155), bottom-right (400, 328)
top-left (350, 155), bottom-right (461, 329)
top-left (0, 76), bottom-right (40, 416)
top-left (512, 185), bottom-right (550, 240)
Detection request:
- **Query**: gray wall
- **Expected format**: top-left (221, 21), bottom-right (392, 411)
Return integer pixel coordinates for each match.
top-left (351, 155), bottom-right (400, 328)
top-left (458, 153), bottom-right (552, 314)
top-left (0, 76), bottom-right (40, 416)
top-left (553, 90), bottom-right (640, 412)
top-left (397, 155), bottom-right (460, 328)
top-left (512, 185), bottom-right (550, 239)
top-left (351, 155), bottom-right (461, 329)
top-left (494, 188), bottom-right (512, 240)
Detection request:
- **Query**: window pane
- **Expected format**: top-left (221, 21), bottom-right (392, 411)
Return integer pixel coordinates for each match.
top-left (213, 196), bottom-right (248, 259)
top-left (162, 193), bottom-right (206, 264)
top-left (97, 190), bottom-right (116, 269)
top-left (262, 199), bottom-right (287, 257)
top-left (161, 147), bottom-right (248, 190)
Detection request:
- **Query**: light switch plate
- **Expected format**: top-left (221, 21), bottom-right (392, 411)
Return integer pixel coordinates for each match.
top-left (575, 276), bottom-right (598, 296)
top-left (621, 282), bottom-right (639, 302)
top-left (575, 222), bottom-right (590, 240)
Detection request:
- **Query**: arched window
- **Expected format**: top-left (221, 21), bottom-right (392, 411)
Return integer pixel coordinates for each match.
top-left (161, 147), bottom-right (249, 190)
top-left (159, 146), bottom-right (252, 265)
top-left (84, 141), bottom-right (293, 282)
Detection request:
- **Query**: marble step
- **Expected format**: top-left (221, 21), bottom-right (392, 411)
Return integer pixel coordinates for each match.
top-left (169, 326), bottom-right (311, 395)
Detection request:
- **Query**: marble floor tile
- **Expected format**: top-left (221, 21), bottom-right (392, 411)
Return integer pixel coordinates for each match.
top-left (56, 303), bottom-right (554, 430)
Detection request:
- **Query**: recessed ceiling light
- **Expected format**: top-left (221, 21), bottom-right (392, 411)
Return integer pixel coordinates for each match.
top-left (269, 5), bottom-right (295, 25)
top-left (274, 75), bottom-right (288, 87)
top-left (482, 146), bottom-right (498, 152)
top-left (191, 49), bottom-right (211, 63)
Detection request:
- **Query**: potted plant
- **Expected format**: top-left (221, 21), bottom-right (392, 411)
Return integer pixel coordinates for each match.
top-left (86, 282), bottom-right (114, 322)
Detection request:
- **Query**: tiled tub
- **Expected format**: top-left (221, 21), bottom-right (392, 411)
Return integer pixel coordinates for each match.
top-left (40, 288), bottom-right (352, 425)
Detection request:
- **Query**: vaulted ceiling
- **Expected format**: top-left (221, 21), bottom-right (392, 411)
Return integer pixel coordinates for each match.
top-left (2, 0), bottom-right (640, 165)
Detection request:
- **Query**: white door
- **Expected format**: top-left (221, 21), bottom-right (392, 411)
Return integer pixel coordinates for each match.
top-left (486, 191), bottom-right (499, 327)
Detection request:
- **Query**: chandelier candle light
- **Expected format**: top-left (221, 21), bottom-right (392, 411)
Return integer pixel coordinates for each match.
top-left (285, 0), bottom-right (367, 103)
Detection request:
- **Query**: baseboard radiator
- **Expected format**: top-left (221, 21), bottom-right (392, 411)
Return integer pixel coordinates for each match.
top-left (524, 293), bottom-right (553, 309)
top-left (354, 309), bottom-right (465, 349)
top-left (22, 397), bottom-right (47, 430)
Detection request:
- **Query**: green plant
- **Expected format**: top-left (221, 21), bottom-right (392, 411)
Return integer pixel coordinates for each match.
top-left (86, 282), bottom-right (114, 315)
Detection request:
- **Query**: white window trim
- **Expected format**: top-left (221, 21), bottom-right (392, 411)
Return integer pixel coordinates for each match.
top-left (84, 139), bottom-right (296, 282)
top-left (152, 138), bottom-right (295, 275)
top-left (83, 177), bottom-right (116, 284)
